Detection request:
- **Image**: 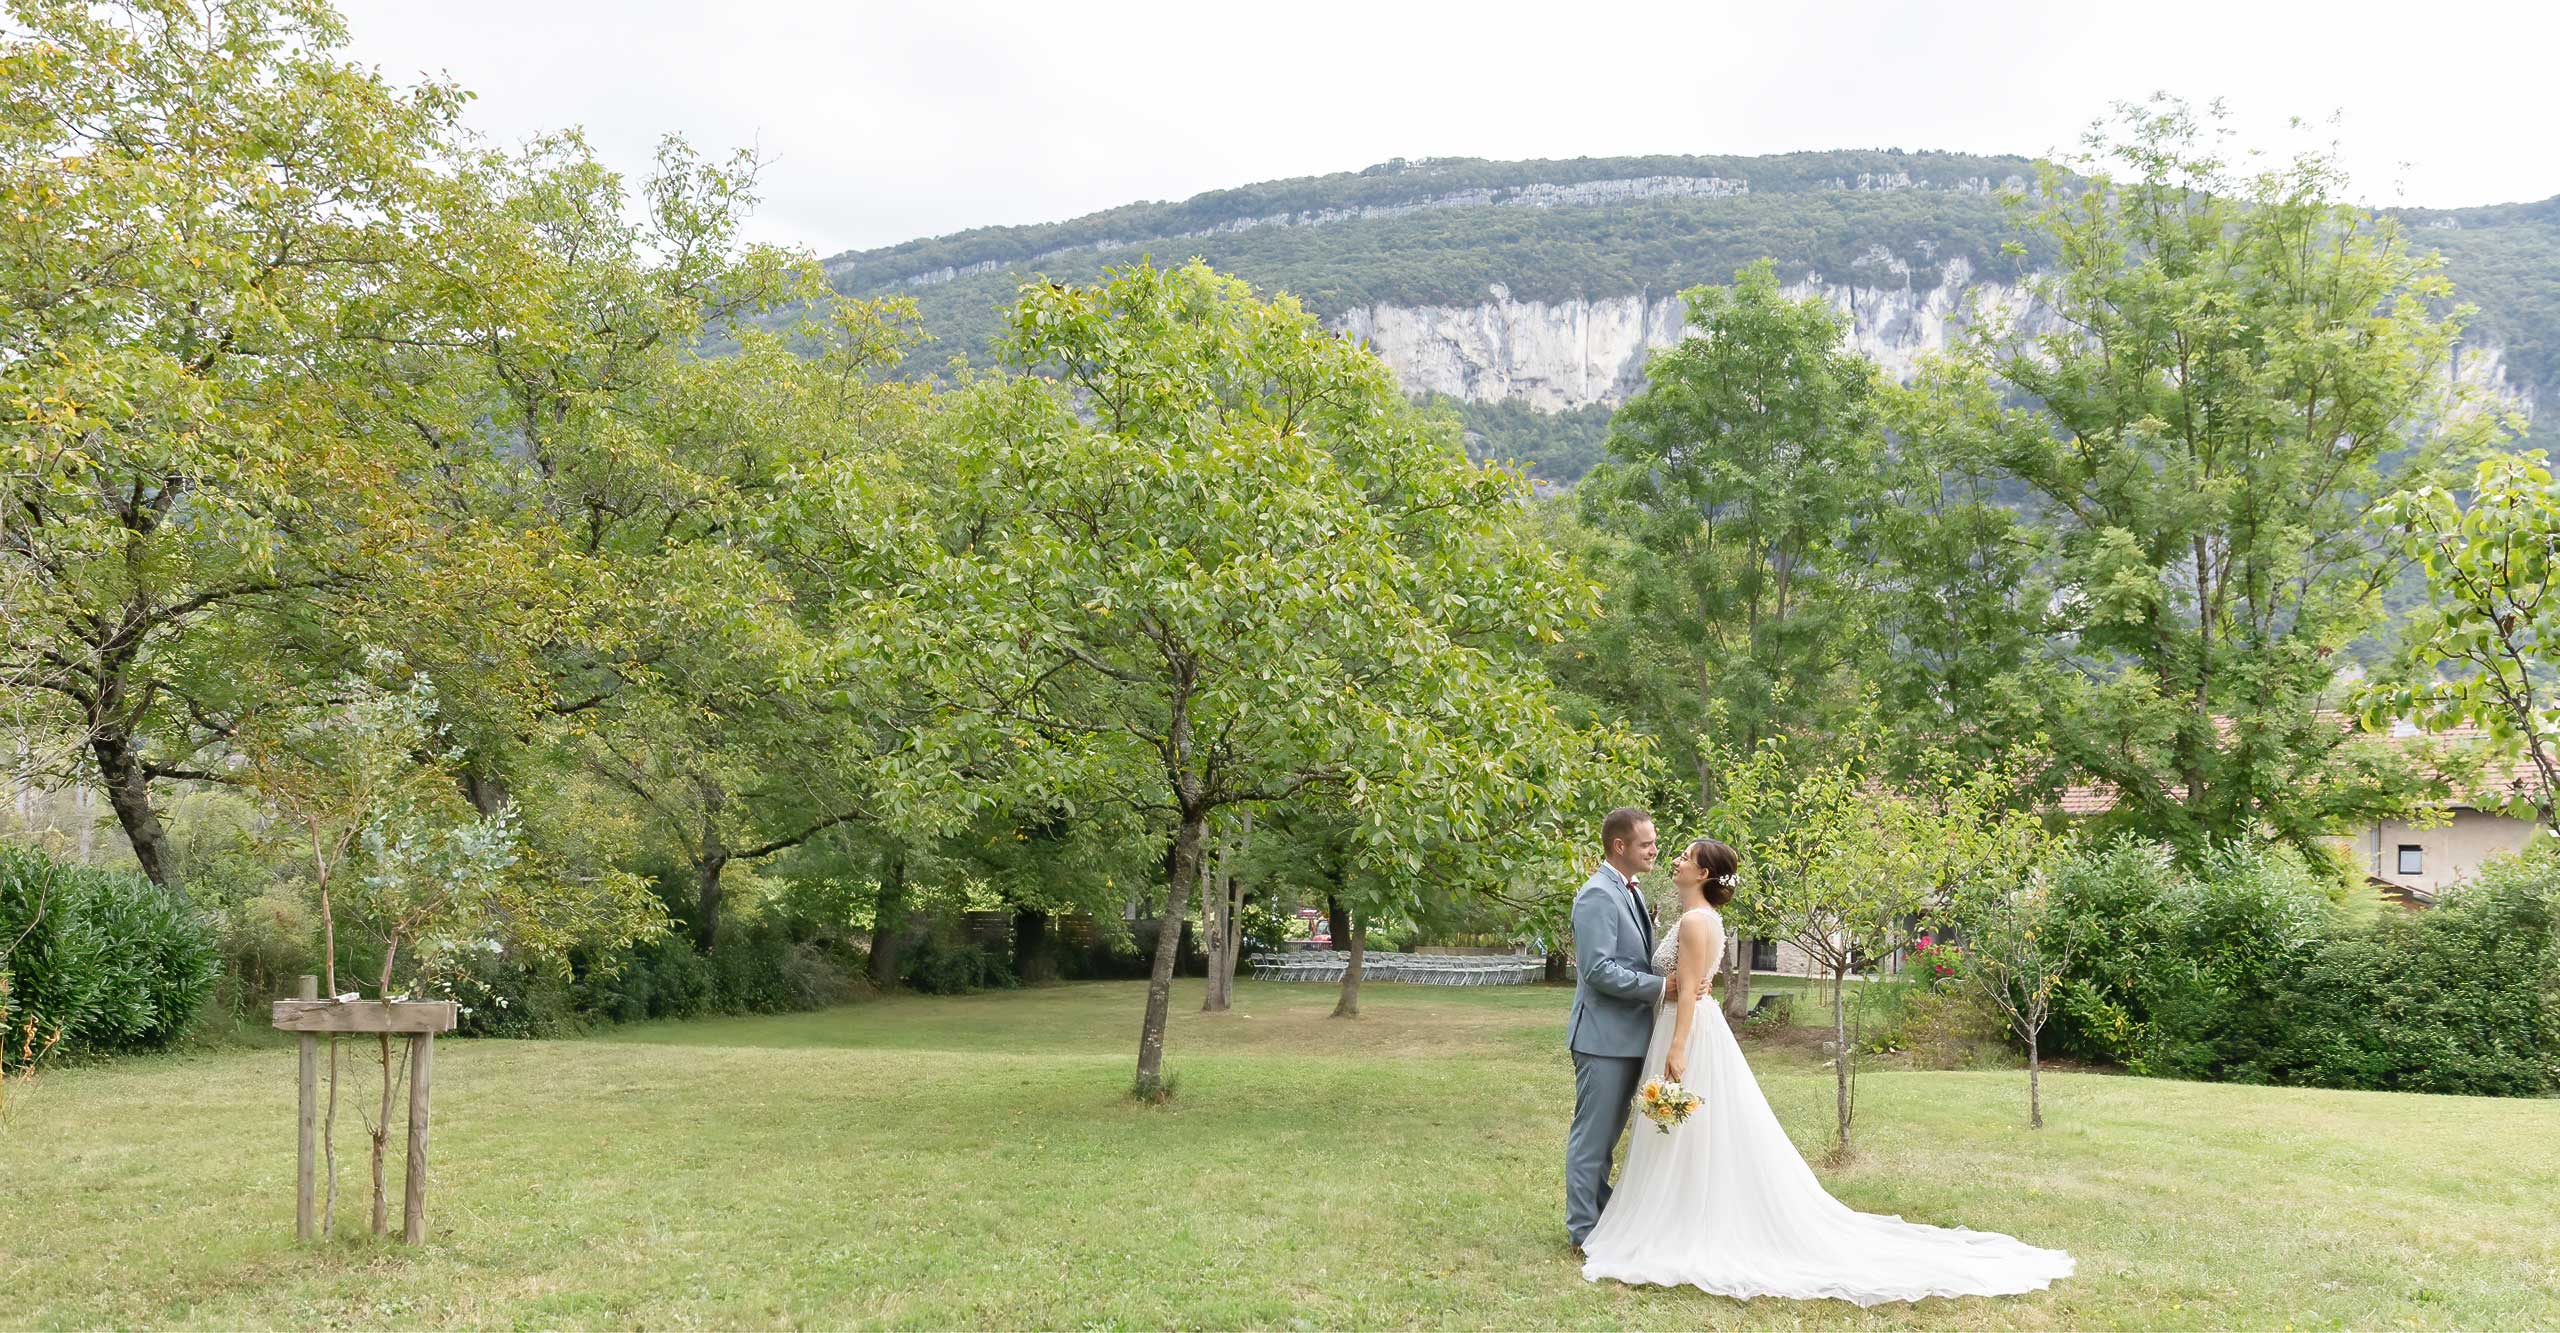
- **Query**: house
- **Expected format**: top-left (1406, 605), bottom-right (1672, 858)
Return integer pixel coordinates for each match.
top-left (2356, 723), bottom-right (2542, 904)
top-left (2057, 720), bottom-right (2545, 909)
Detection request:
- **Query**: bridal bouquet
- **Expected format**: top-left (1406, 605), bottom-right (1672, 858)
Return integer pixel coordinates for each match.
top-left (1637, 1078), bottom-right (1701, 1134)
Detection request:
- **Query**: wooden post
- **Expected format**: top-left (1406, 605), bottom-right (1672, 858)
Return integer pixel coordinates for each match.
top-left (272, 995), bottom-right (453, 1244)
top-left (403, 1033), bottom-right (433, 1244)
top-left (295, 974), bottom-right (317, 1242)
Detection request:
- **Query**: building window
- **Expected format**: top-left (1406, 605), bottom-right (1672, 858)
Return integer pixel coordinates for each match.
top-left (1751, 938), bottom-right (1778, 972)
top-left (2397, 845), bottom-right (2424, 876)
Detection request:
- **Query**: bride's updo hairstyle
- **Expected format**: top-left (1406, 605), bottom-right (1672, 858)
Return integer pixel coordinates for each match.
top-left (1689, 838), bottom-right (1741, 908)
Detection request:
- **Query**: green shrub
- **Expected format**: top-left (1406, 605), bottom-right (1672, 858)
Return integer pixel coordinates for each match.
top-left (902, 926), bottom-right (1015, 995)
top-left (710, 922), bottom-right (860, 1012)
top-left (2138, 842), bottom-right (2333, 1080)
top-left (1360, 922), bottom-right (1414, 954)
top-left (1852, 978), bottom-right (1918, 1055)
top-left (2043, 835), bottom-right (2559, 1096)
top-left (1741, 991), bottom-right (1794, 1032)
top-left (0, 845), bottom-right (219, 1066)
top-left (2255, 853), bottom-right (2557, 1096)
top-left (2043, 837), bottom-right (2330, 1078)
top-left (210, 886), bottom-right (315, 1022)
top-left (571, 928), bottom-right (715, 1023)
top-left (1907, 935), bottom-right (1964, 989)
top-left (561, 916), bottom-right (861, 1024)
top-left (428, 944), bottom-right (579, 1039)
top-left (1054, 922), bottom-right (1144, 981)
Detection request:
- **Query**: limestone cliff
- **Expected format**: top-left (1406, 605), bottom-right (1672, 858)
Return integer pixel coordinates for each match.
top-left (1338, 253), bottom-right (2538, 425)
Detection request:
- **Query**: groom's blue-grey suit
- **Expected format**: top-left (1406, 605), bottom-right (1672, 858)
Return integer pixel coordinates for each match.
top-left (1563, 860), bottom-right (1664, 1247)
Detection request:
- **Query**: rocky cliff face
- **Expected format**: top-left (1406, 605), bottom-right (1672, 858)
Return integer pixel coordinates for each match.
top-left (1337, 253), bottom-right (2539, 426)
top-left (1337, 255), bottom-right (2037, 411)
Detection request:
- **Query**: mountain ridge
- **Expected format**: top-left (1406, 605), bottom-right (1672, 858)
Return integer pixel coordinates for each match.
top-left (815, 150), bottom-right (2559, 478)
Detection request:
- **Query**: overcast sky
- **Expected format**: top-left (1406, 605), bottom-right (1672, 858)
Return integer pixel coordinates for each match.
top-left (338, 0), bottom-right (2560, 258)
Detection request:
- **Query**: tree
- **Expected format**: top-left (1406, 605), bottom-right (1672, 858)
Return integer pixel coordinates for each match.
top-left (1970, 97), bottom-right (2495, 860)
top-left (1953, 867), bottom-right (2074, 1129)
top-left (1861, 361), bottom-right (2063, 784)
top-left (1236, 800), bottom-right (1361, 1005)
top-left (1710, 722), bottom-right (1925, 1158)
top-left (1939, 758), bottom-right (2073, 1127)
top-left (894, 261), bottom-right (1638, 1099)
top-left (236, 664), bottom-right (652, 1237)
top-left (0, 4), bottom-right (866, 911)
top-left (942, 801), bottom-right (1155, 987)
top-left (2361, 451), bottom-right (2560, 833)
top-left (1577, 259), bottom-right (1885, 1017)
top-left (0, 0), bottom-right (477, 885)
top-left (1197, 810), bottom-right (1252, 1012)
top-left (571, 628), bottom-right (872, 953)
top-left (399, 132), bottom-right (924, 952)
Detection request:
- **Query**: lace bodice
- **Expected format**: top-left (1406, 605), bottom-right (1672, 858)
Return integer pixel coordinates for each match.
top-left (1651, 906), bottom-right (1724, 981)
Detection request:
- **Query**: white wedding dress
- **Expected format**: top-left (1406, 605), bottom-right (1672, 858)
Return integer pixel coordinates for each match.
top-left (1579, 906), bottom-right (2074, 1305)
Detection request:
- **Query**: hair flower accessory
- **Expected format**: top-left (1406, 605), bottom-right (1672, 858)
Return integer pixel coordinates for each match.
top-left (1715, 872), bottom-right (1740, 888)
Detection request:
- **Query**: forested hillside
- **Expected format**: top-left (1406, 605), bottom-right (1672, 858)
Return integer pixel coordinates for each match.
top-left (817, 150), bottom-right (2557, 474)
top-left (2402, 195), bottom-right (2560, 417)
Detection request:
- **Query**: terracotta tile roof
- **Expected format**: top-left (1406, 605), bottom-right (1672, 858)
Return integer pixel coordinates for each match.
top-left (2055, 785), bottom-right (2120, 815)
top-left (2050, 719), bottom-right (2546, 817)
top-left (2055, 780), bottom-right (2190, 815)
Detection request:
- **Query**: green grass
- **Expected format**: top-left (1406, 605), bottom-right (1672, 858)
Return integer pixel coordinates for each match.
top-left (3, 981), bottom-right (2554, 1329)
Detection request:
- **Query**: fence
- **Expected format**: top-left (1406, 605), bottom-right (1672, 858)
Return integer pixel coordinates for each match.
top-left (1249, 951), bottom-right (1543, 986)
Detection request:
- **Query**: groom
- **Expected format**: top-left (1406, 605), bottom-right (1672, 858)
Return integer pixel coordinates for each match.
top-left (1563, 806), bottom-right (1672, 1251)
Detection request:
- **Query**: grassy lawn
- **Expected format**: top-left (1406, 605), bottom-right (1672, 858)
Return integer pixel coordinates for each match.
top-left (2, 980), bottom-right (2554, 1329)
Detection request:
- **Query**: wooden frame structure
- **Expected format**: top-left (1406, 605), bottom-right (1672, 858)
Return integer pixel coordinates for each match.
top-left (273, 976), bottom-right (458, 1244)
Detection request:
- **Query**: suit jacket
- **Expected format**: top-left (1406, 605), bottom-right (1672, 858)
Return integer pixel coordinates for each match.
top-left (1566, 862), bottom-right (1665, 1057)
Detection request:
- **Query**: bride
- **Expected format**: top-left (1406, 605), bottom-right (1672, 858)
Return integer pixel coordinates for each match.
top-left (1578, 837), bottom-right (2075, 1305)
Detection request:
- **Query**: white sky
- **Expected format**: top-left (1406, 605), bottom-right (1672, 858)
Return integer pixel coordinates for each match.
top-left (338, 0), bottom-right (2560, 257)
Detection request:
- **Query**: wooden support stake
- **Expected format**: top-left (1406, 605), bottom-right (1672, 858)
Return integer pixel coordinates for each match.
top-left (402, 1032), bottom-right (432, 1245)
top-left (295, 974), bottom-right (317, 1242)
top-left (271, 998), bottom-right (459, 1034)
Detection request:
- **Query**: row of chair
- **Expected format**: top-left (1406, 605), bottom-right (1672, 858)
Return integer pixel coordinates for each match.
top-left (1248, 954), bottom-right (1545, 986)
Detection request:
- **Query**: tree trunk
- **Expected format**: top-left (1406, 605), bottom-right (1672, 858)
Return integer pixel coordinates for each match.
top-left (1544, 948), bottom-right (1569, 985)
top-left (868, 853), bottom-right (907, 988)
top-left (369, 1033), bottom-right (393, 1235)
top-left (691, 850), bottom-right (728, 953)
top-left (1203, 824), bottom-right (1249, 1011)
top-left (1221, 812), bottom-right (1251, 998)
top-left (89, 727), bottom-right (173, 888)
top-left (1722, 932), bottom-right (1752, 1019)
top-left (1332, 915), bottom-right (1366, 1019)
top-left (2028, 1034), bottom-right (2043, 1130)
top-left (1326, 895), bottom-right (1350, 951)
top-left (1831, 964), bottom-right (1853, 1156)
top-left (1134, 813), bottom-right (1206, 1099)
top-left (1012, 906), bottom-right (1052, 983)
top-left (12, 736), bottom-right (32, 820)
top-left (322, 1035), bottom-right (340, 1234)
top-left (1222, 875), bottom-right (1245, 993)
top-left (460, 763), bottom-right (510, 817)
top-left (1200, 835), bottom-right (1228, 1013)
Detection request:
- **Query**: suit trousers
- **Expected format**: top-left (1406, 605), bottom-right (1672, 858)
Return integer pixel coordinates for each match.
top-left (1565, 1049), bottom-right (1644, 1245)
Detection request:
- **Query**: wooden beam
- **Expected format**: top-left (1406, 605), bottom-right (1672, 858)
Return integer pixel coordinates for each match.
top-left (403, 1034), bottom-right (433, 1245)
top-left (294, 975), bottom-right (317, 1242)
top-left (271, 999), bottom-right (459, 1035)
